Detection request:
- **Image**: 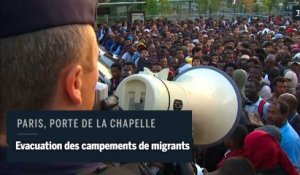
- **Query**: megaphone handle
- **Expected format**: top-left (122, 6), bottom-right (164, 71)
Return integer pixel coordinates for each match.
top-left (173, 99), bottom-right (183, 111)
top-left (177, 163), bottom-right (194, 175)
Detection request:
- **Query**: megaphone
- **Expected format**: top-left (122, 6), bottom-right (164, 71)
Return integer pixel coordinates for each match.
top-left (115, 66), bottom-right (241, 147)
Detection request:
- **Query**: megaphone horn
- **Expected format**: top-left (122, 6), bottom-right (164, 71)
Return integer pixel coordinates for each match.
top-left (115, 66), bottom-right (242, 147)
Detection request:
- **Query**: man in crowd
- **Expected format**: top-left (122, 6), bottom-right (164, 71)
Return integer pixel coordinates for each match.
top-left (109, 63), bottom-right (122, 95)
top-left (121, 62), bottom-right (136, 80)
top-left (245, 79), bottom-right (269, 125)
top-left (136, 46), bottom-right (152, 73)
top-left (248, 65), bottom-right (271, 99)
top-left (266, 76), bottom-right (287, 102)
top-left (278, 52), bottom-right (298, 94)
top-left (151, 63), bottom-right (163, 73)
top-left (267, 100), bottom-right (300, 171)
top-left (278, 93), bottom-right (300, 136)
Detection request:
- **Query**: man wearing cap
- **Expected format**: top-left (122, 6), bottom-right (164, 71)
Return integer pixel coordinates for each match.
top-left (272, 33), bottom-right (283, 41)
top-left (0, 0), bottom-right (106, 174)
top-left (273, 33), bottom-right (284, 49)
top-left (131, 43), bottom-right (146, 65)
top-left (286, 27), bottom-right (295, 38)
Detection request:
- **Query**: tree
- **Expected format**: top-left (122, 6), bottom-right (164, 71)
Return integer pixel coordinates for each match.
top-left (243, 0), bottom-right (255, 13)
top-left (145, 0), bottom-right (158, 16)
top-left (210, 0), bottom-right (223, 13)
top-left (196, 0), bottom-right (209, 14)
top-left (195, 0), bottom-right (222, 14)
top-left (262, 0), bottom-right (279, 14)
top-left (158, 0), bottom-right (172, 16)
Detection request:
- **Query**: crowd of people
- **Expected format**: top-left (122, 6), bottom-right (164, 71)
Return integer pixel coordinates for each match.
top-left (97, 15), bottom-right (300, 174)
top-left (1, 0), bottom-right (300, 174)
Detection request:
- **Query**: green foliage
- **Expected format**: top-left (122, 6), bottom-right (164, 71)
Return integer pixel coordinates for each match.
top-left (262, 0), bottom-right (278, 12)
top-left (159, 0), bottom-right (172, 15)
top-left (196, 0), bottom-right (209, 13)
top-left (226, 0), bottom-right (234, 8)
top-left (145, 0), bottom-right (158, 16)
top-left (211, 0), bottom-right (223, 12)
top-left (195, 0), bottom-right (222, 14)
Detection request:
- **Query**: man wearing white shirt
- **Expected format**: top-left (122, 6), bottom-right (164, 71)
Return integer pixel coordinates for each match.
top-left (245, 79), bottom-right (269, 124)
top-left (248, 65), bottom-right (271, 99)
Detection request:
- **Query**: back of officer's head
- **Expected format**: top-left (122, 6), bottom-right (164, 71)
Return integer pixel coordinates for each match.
top-left (0, 0), bottom-right (98, 132)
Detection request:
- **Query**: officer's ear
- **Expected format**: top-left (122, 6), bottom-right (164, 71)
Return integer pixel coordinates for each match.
top-left (65, 64), bottom-right (83, 105)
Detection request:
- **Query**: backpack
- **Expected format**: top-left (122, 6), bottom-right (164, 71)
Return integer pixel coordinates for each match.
top-left (258, 99), bottom-right (266, 120)
top-left (246, 99), bottom-right (267, 128)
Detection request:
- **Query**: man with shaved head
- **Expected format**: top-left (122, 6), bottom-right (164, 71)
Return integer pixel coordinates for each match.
top-left (278, 93), bottom-right (300, 136)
